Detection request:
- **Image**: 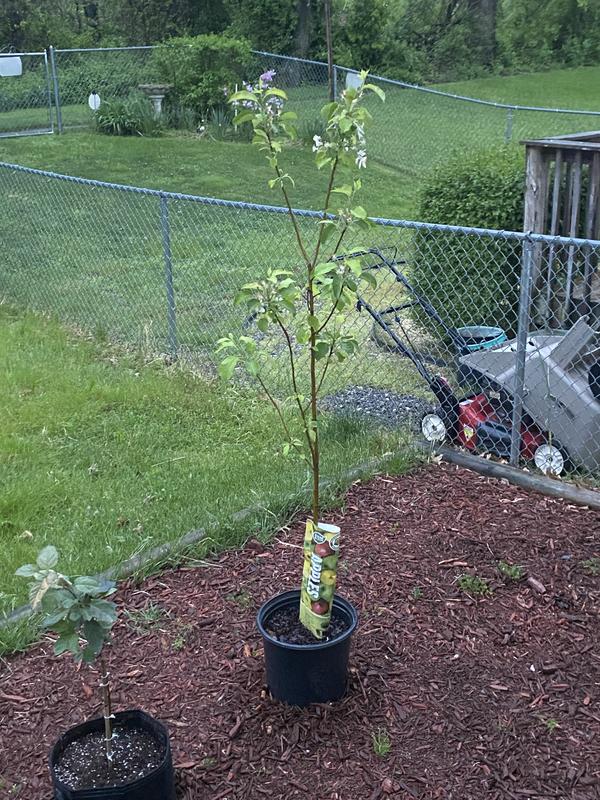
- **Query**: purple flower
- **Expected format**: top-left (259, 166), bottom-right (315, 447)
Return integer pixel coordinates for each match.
top-left (260, 70), bottom-right (276, 84)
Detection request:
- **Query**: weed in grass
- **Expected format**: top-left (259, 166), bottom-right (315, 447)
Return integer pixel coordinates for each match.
top-left (125, 602), bottom-right (166, 635)
top-left (410, 586), bottom-right (423, 600)
top-left (498, 560), bottom-right (525, 581)
top-left (171, 622), bottom-right (193, 652)
top-left (457, 574), bottom-right (491, 597)
top-left (226, 590), bottom-right (253, 609)
top-left (371, 728), bottom-right (391, 757)
top-left (581, 557), bottom-right (600, 576)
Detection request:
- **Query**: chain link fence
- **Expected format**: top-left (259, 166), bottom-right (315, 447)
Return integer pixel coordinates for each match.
top-left (2, 160), bottom-right (600, 486)
top-left (3, 45), bottom-right (600, 175)
top-left (0, 51), bottom-right (53, 137)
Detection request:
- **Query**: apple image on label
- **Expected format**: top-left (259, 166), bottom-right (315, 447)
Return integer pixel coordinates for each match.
top-left (314, 542), bottom-right (334, 558)
top-left (311, 599), bottom-right (330, 615)
top-left (320, 568), bottom-right (336, 586)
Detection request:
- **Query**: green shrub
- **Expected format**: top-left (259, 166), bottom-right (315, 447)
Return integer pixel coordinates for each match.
top-left (94, 93), bottom-right (160, 136)
top-left (413, 147), bottom-right (525, 336)
top-left (152, 34), bottom-right (254, 117)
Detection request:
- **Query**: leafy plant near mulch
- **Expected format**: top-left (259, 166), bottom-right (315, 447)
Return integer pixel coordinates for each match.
top-left (16, 547), bottom-right (118, 758)
top-left (2, 464), bottom-right (600, 799)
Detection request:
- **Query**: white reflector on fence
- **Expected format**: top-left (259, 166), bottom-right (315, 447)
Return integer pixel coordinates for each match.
top-left (88, 91), bottom-right (101, 111)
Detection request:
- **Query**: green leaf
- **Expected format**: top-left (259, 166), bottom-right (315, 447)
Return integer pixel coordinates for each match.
top-left (257, 315), bottom-right (269, 333)
top-left (351, 206), bottom-right (367, 221)
top-left (314, 262), bottom-right (336, 279)
top-left (246, 359), bottom-right (260, 377)
top-left (82, 620), bottom-right (108, 662)
top-left (54, 633), bottom-right (80, 657)
top-left (229, 90), bottom-right (256, 103)
top-left (15, 564), bottom-right (36, 578)
top-left (279, 111), bottom-right (297, 121)
top-left (313, 339), bottom-right (331, 360)
top-left (364, 83), bottom-right (386, 101)
top-left (73, 576), bottom-right (104, 596)
top-left (332, 184), bottom-right (353, 197)
top-left (320, 102), bottom-right (337, 120)
top-left (319, 220), bottom-right (337, 244)
top-left (307, 315), bottom-right (320, 331)
top-left (88, 600), bottom-right (117, 625)
top-left (218, 355), bottom-right (239, 381)
top-left (361, 270), bottom-right (378, 289)
top-left (345, 257), bottom-right (362, 276)
top-left (36, 546), bottom-right (58, 570)
top-left (233, 110), bottom-right (255, 125)
top-left (265, 87), bottom-right (288, 100)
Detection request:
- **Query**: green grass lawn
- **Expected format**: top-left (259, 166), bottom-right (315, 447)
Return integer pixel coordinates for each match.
top-left (0, 130), bottom-right (416, 219)
top-left (0, 305), bottom-right (414, 650)
top-left (439, 65), bottom-right (600, 109)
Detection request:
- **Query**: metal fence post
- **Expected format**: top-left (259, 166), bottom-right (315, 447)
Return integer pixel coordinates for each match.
top-left (48, 46), bottom-right (63, 134)
top-left (510, 236), bottom-right (534, 466)
top-left (159, 194), bottom-right (178, 359)
top-left (332, 65), bottom-right (338, 99)
top-left (504, 107), bottom-right (514, 143)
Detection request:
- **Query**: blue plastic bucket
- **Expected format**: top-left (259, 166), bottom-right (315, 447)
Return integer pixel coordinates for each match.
top-left (456, 326), bottom-right (507, 353)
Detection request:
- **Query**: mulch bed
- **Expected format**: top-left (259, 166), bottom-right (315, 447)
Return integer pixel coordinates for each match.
top-left (2, 464), bottom-right (600, 799)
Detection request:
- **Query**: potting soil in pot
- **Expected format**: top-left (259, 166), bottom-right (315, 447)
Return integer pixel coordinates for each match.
top-left (265, 605), bottom-right (349, 645)
top-left (54, 724), bottom-right (165, 789)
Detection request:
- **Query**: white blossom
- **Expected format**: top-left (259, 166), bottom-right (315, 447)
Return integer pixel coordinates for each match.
top-left (312, 135), bottom-right (324, 152)
top-left (355, 149), bottom-right (367, 168)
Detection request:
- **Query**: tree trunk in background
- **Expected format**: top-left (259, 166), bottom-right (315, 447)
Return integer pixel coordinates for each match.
top-left (294, 0), bottom-right (312, 58)
top-left (469, 0), bottom-right (498, 66)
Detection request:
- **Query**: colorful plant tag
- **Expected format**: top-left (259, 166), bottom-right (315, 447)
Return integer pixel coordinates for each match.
top-left (300, 520), bottom-right (340, 638)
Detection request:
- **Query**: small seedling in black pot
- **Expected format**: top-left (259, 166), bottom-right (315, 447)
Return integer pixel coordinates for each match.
top-left (16, 546), bottom-right (175, 799)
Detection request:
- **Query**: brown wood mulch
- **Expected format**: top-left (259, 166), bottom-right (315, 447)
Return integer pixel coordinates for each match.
top-left (2, 464), bottom-right (600, 800)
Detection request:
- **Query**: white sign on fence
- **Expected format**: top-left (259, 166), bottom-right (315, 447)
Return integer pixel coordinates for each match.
top-left (0, 57), bottom-right (23, 78)
top-left (345, 71), bottom-right (362, 91)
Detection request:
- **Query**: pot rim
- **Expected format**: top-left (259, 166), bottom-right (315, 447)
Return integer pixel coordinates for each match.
top-left (50, 709), bottom-right (171, 794)
top-left (256, 589), bottom-right (358, 652)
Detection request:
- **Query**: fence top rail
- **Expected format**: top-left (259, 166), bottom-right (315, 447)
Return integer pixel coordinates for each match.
top-left (1, 51), bottom-right (47, 57)
top-left (2, 159), bottom-right (600, 248)
top-left (55, 45), bottom-right (156, 54)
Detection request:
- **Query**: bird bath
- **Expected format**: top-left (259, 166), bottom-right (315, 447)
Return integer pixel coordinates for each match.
top-left (138, 84), bottom-right (172, 118)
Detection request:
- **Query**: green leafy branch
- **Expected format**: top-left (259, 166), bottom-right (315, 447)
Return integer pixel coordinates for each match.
top-left (222, 71), bottom-right (385, 523)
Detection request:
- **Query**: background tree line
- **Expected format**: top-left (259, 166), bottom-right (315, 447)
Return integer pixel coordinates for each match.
top-left (2, 0), bottom-right (599, 83)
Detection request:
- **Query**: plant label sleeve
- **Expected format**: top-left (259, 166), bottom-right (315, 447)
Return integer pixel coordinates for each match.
top-left (299, 520), bottom-right (340, 638)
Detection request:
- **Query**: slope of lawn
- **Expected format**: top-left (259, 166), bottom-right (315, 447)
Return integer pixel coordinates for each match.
top-left (438, 65), bottom-right (600, 109)
top-left (0, 131), bottom-right (417, 220)
top-left (0, 306), bottom-right (413, 650)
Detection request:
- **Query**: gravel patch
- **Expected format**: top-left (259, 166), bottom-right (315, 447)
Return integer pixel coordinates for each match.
top-left (321, 385), bottom-right (433, 430)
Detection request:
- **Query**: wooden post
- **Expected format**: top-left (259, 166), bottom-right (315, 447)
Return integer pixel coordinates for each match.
top-left (324, 0), bottom-right (335, 102)
top-left (524, 144), bottom-right (550, 325)
top-left (565, 151), bottom-right (583, 320)
top-left (583, 151), bottom-right (600, 316)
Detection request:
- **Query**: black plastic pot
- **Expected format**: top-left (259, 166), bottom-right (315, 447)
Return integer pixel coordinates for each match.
top-left (257, 589), bottom-right (358, 707)
top-left (50, 709), bottom-right (176, 800)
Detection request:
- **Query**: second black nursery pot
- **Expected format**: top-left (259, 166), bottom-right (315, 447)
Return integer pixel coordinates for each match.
top-left (50, 709), bottom-right (176, 800)
top-left (257, 589), bottom-right (358, 707)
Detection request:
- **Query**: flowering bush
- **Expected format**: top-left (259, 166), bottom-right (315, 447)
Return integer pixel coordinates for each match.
top-left (217, 71), bottom-right (384, 634)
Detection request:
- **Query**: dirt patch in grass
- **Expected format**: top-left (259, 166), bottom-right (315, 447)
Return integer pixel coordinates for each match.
top-left (1, 464), bottom-right (600, 799)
